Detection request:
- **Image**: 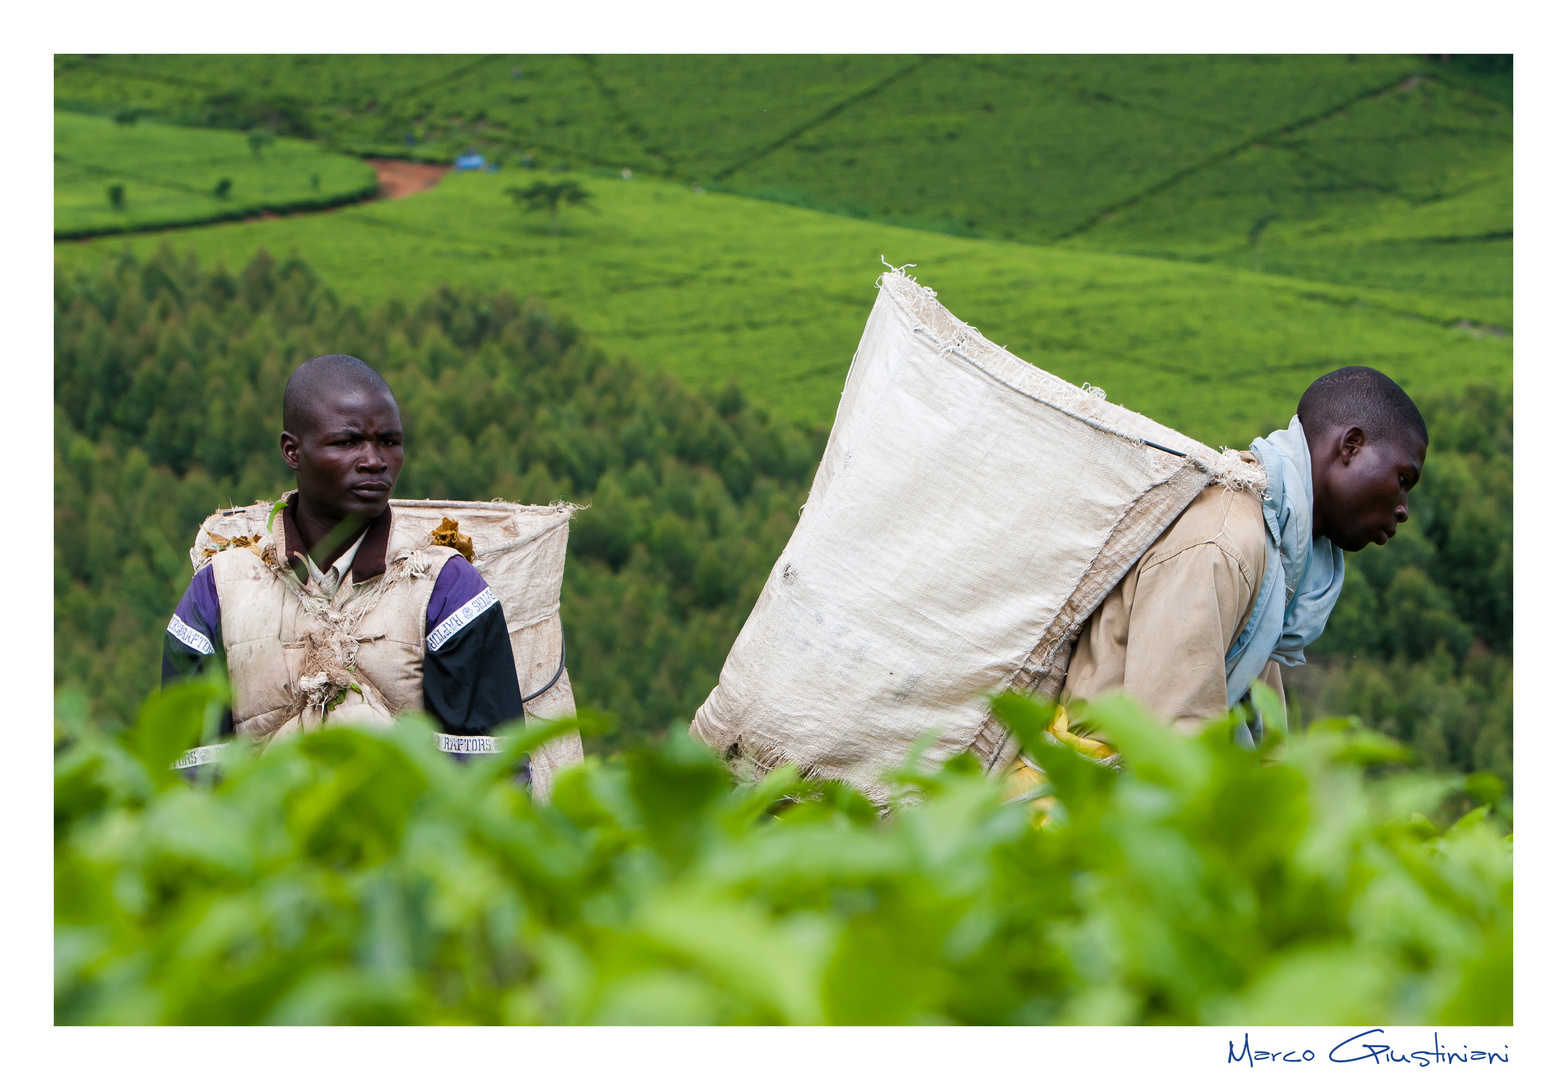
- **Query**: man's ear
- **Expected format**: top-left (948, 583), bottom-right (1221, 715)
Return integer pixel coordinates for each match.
top-left (1338, 425), bottom-right (1365, 466)
top-left (280, 430), bottom-right (302, 472)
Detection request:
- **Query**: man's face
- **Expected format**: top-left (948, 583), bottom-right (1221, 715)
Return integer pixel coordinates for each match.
top-left (1315, 426), bottom-right (1426, 552)
top-left (280, 384), bottom-right (404, 523)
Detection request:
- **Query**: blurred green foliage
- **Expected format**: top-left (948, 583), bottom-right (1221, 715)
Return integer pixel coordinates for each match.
top-left (54, 682), bottom-right (1511, 1025)
top-left (54, 248), bottom-right (820, 745)
top-left (54, 111), bottom-right (377, 239)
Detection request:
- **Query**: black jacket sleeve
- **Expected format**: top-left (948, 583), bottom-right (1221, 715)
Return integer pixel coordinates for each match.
top-left (423, 603), bottom-right (525, 736)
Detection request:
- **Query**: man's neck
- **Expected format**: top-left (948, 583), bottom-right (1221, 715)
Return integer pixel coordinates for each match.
top-left (292, 496), bottom-right (368, 567)
top-left (1304, 434), bottom-right (1329, 541)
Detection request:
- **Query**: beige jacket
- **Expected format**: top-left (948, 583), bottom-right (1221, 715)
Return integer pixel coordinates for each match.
top-left (209, 498), bottom-right (459, 744)
top-left (1060, 480), bottom-right (1284, 733)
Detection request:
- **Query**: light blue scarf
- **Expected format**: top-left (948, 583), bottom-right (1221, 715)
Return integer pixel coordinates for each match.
top-left (1224, 417), bottom-right (1346, 726)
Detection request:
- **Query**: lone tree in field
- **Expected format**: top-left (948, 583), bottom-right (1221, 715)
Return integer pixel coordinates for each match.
top-left (107, 183), bottom-right (125, 211)
top-left (505, 180), bottom-right (594, 234)
top-left (247, 129), bottom-right (275, 158)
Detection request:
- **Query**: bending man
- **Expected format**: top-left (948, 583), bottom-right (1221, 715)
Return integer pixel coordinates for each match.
top-left (1041, 365), bottom-right (1427, 753)
top-left (162, 353), bottom-right (524, 757)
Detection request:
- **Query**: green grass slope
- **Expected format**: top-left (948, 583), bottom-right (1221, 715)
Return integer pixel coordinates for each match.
top-left (712, 55), bottom-right (1412, 235)
top-left (54, 111), bottom-right (378, 238)
top-left (1064, 73), bottom-right (1512, 325)
top-left (55, 54), bottom-right (1510, 320)
top-left (56, 170), bottom-right (1510, 449)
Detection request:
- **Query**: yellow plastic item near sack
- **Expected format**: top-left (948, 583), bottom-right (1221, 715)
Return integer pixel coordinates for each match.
top-left (1002, 704), bottom-right (1116, 821)
top-left (1047, 704), bottom-right (1117, 761)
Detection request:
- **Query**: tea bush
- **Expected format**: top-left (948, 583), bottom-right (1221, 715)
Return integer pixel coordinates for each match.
top-left (54, 682), bottom-right (1511, 1025)
top-left (54, 111), bottom-right (377, 239)
top-left (55, 54), bottom-right (1509, 320)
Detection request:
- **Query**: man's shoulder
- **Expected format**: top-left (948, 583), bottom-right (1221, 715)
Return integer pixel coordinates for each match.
top-left (1145, 482), bottom-right (1266, 569)
top-left (431, 550), bottom-right (489, 592)
top-left (205, 541), bottom-right (275, 580)
top-left (427, 554), bottom-right (499, 625)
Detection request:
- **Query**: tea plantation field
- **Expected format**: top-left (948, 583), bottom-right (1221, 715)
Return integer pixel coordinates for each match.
top-left (54, 111), bottom-right (377, 238)
top-left (55, 54), bottom-right (1511, 320)
top-left (52, 57), bottom-right (1516, 954)
top-left (54, 167), bottom-right (1510, 449)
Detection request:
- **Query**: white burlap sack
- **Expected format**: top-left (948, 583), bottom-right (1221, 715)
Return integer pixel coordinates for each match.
top-left (190, 498), bottom-right (583, 800)
top-left (690, 269), bottom-right (1264, 802)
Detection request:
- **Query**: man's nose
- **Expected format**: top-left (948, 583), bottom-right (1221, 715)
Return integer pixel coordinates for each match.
top-left (358, 445), bottom-right (387, 471)
top-left (1394, 501), bottom-right (1409, 524)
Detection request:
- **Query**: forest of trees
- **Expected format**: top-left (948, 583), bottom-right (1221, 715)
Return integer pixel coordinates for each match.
top-left (55, 248), bottom-right (1511, 781)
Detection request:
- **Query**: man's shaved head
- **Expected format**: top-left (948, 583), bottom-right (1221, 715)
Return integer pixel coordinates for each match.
top-left (1298, 366), bottom-right (1427, 448)
top-left (279, 353), bottom-right (405, 550)
top-left (1299, 366), bottom-right (1429, 552)
top-left (283, 353), bottom-right (396, 434)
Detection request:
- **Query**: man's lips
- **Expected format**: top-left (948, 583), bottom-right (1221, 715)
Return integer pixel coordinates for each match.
top-left (349, 482), bottom-right (390, 495)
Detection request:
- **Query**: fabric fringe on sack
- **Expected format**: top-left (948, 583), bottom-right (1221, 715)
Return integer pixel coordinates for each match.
top-left (191, 498), bottom-right (584, 801)
top-left (690, 268), bottom-right (1265, 805)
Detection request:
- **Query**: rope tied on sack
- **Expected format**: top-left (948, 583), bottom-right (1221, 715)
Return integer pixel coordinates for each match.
top-left (259, 536), bottom-right (431, 730)
top-left (294, 624), bottom-right (371, 713)
top-left (521, 629), bottom-right (569, 706)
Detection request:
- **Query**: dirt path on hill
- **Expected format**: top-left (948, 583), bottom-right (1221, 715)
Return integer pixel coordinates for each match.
top-left (369, 159), bottom-right (451, 199)
top-left (253, 159), bottom-right (450, 219)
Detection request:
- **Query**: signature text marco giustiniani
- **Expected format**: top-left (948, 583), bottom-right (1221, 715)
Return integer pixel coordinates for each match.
top-left (1229, 1030), bottom-right (1509, 1067)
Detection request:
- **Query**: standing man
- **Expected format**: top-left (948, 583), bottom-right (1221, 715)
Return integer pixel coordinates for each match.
top-left (162, 353), bottom-right (524, 757)
top-left (1028, 365), bottom-right (1428, 760)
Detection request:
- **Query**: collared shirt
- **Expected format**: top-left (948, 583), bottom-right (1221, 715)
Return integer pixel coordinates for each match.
top-left (276, 493), bottom-right (393, 588)
top-left (305, 528), bottom-right (369, 600)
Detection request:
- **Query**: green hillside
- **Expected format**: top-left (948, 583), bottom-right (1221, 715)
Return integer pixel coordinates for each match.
top-left (55, 54), bottom-right (1511, 319)
top-left (54, 111), bottom-right (377, 238)
top-left (55, 168), bottom-right (1510, 447)
top-left (1062, 72), bottom-right (1511, 322)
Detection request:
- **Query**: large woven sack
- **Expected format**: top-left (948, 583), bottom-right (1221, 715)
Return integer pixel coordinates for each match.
top-left (690, 270), bottom-right (1264, 803)
top-left (190, 498), bottom-right (583, 800)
